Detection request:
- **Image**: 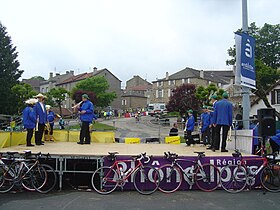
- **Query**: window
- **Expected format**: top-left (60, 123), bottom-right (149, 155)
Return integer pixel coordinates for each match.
top-left (276, 90), bottom-right (280, 104)
top-left (42, 88), bottom-right (44, 93)
top-left (157, 81), bottom-right (163, 87)
top-left (182, 79), bottom-right (185, 84)
top-left (122, 99), bottom-right (127, 105)
top-left (158, 89), bottom-right (163, 98)
top-left (168, 89), bottom-right (171, 97)
top-left (187, 78), bottom-right (190, 83)
top-left (46, 87), bottom-right (48, 92)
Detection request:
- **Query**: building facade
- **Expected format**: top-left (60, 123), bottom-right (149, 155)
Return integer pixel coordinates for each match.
top-left (151, 67), bottom-right (234, 104)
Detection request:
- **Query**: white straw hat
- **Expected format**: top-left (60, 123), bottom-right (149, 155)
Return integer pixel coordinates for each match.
top-left (25, 98), bottom-right (38, 104)
top-left (34, 93), bottom-right (47, 98)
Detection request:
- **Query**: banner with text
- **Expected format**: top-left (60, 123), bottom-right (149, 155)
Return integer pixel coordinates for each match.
top-left (235, 32), bottom-right (256, 89)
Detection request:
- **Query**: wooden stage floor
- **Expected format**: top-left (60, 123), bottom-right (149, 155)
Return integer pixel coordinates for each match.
top-left (0, 142), bottom-right (251, 157)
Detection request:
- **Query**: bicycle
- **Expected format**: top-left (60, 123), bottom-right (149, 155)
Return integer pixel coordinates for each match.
top-left (220, 149), bottom-right (280, 193)
top-left (0, 151), bottom-right (57, 193)
top-left (91, 152), bottom-right (160, 195)
top-left (158, 151), bottom-right (220, 193)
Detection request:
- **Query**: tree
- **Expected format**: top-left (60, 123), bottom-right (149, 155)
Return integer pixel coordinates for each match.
top-left (47, 87), bottom-right (69, 116)
top-left (29, 76), bottom-right (45, 81)
top-left (166, 83), bottom-right (200, 116)
top-left (11, 83), bottom-right (38, 114)
top-left (71, 76), bottom-right (117, 108)
top-left (196, 84), bottom-right (224, 106)
top-left (0, 22), bottom-right (23, 114)
top-left (226, 22), bottom-right (280, 109)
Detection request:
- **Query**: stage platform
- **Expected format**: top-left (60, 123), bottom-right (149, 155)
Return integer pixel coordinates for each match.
top-left (0, 142), bottom-right (259, 191)
top-left (0, 142), bottom-right (251, 157)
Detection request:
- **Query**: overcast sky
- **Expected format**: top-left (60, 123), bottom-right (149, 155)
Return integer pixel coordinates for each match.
top-left (0, 0), bottom-right (279, 87)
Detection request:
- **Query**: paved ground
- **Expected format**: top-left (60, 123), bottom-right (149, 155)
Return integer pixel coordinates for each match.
top-left (1, 189), bottom-right (280, 210)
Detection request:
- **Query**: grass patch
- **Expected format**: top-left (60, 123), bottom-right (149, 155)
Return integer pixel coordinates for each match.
top-left (68, 121), bottom-right (116, 131)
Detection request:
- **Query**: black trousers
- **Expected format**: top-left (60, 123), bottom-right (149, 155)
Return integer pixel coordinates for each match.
top-left (26, 128), bottom-right (34, 145)
top-left (201, 127), bottom-right (210, 145)
top-left (213, 124), bottom-right (230, 150)
top-left (44, 124), bottom-right (54, 135)
top-left (79, 121), bottom-right (91, 143)
top-left (209, 125), bottom-right (217, 147)
top-left (185, 130), bottom-right (194, 145)
top-left (35, 124), bottom-right (45, 145)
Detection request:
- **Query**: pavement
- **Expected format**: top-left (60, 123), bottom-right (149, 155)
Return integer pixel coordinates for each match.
top-left (1, 189), bottom-right (280, 210)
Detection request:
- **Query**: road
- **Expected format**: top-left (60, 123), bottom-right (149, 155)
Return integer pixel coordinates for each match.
top-left (99, 115), bottom-right (181, 142)
top-left (1, 189), bottom-right (280, 210)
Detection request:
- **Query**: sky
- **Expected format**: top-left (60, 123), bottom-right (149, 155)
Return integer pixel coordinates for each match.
top-left (0, 0), bottom-right (279, 87)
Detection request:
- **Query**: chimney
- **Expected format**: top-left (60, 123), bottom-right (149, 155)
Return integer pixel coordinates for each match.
top-left (49, 72), bottom-right (53, 79)
top-left (93, 67), bottom-right (97, 73)
top-left (70, 70), bottom-right (74, 75)
top-left (200, 70), bottom-right (204, 78)
top-left (66, 71), bottom-right (69, 74)
top-left (166, 72), bottom-right (169, 80)
top-left (56, 73), bottom-right (60, 76)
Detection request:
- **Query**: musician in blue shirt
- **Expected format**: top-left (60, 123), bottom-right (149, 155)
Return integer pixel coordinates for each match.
top-left (200, 106), bottom-right (210, 146)
top-left (212, 92), bottom-right (233, 152)
top-left (77, 94), bottom-right (95, 144)
top-left (33, 93), bottom-right (47, 145)
top-left (185, 109), bottom-right (195, 146)
top-left (22, 98), bottom-right (37, 147)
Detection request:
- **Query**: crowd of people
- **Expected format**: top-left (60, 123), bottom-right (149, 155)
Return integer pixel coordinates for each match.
top-left (22, 91), bottom-right (233, 151)
top-left (22, 93), bottom-right (97, 146)
top-left (169, 92), bottom-right (233, 152)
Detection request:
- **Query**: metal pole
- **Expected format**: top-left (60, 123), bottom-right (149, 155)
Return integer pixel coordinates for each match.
top-left (242, 0), bottom-right (250, 129)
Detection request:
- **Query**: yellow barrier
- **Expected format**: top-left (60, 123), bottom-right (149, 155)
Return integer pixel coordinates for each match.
top-left (165, 136), bottom-right (181, 144)
top-left (125, 138), bottom-right (141, 144)
top-left (0, 130), bottom-right (115, 148)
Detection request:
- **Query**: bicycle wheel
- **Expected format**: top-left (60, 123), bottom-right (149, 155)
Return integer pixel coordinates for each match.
top-left (158, 164), bottom-right (182, 193)
top-left (195, 163), bottom-right (220, 192)
top-left (261, 164), bottom-right (280, 192)
top-left (91, 166), bottom-right (118, 195)
top-left (220, 164), bottom-right (247, 193)
top-left (0, 165), bottom-right (15, 193)
top-left (133, 166), bottom-right (160, 195)
top-left (34, 164), bottom-right (57, 193)
top-left (31, 165), bottom-right (47, 192)
top-left (22, 163), bottom-right (36, 191)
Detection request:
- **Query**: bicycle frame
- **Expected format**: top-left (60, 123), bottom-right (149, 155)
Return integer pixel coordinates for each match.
top-left (240, 156), bottom-right (268, 186)
top-left (107, 158), bottom-right (144, 185)
top-left (167, 158), bottom-right (204, 188)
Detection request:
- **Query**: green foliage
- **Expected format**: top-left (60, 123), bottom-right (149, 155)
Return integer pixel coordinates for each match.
top-left (0, 22), bottom-right (23, 114)
top-left (29, 76), bottom-right (45, 81)
top-left (255, 59), bottom-right (280, 90)
top-left (167, 83), bottom-right (200, 116)
top-left (46, 87), bottom-right (69, 115)
top-left (195, 84), bottom-right (224, 106)
top-left (11, 83), bottom-right (38, 114)
top-left (71, 76), bottom-right (117, 108)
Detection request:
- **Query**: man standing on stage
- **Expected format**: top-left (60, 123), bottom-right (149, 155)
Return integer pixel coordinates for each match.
top-left (185, 109), bottom-right (195, 146)
top-left (77, 94), bottom-right (95, 145)
top-left (33, 93), bottom-right (47, 146)
top-left (207, 95), bottom-right (218, 150)
top-left (212, 92), bottom-right (233, 152)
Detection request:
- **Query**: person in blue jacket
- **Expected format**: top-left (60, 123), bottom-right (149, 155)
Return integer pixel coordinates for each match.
top-left (185, 109), bottom-right (195, 146)
top-left (212, 92), bottom-right (233, 152)
top-left (200, 106), bottom-right (210, 146)
top-left (44, 105), bottom-right (55, 141)
top-left (207, 95), bottom-right (218, 150)
top-left (77, 94), bottom-right (95, 144)
top-left (22, 98), bottom-right (37, 147)
top-left (33, 93), bottom-right (47, 145)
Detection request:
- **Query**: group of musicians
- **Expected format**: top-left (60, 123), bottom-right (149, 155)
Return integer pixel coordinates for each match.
top-left (22, 93), bottom-right (95, 147)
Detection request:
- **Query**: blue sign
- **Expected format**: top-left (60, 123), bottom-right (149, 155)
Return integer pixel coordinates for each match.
top-left (238, 32), bottom-right (256, 89)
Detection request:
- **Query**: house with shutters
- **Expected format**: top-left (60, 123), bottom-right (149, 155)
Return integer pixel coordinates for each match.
top-left (121, 75), bottom-right (152, 111)
top-left (56, 67), bottom-right (122, 110)
top-left (151, 67), bottom-right (234, 104)
top-left (250, 80), bottom-right (280, 117)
